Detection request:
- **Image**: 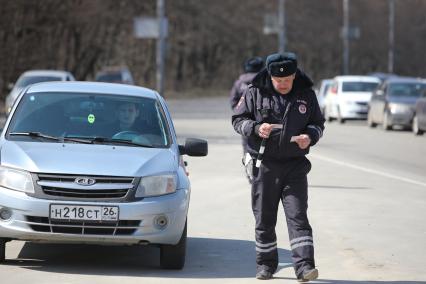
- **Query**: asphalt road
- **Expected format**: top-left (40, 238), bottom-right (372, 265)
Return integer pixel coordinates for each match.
top-left (1, 96), bottom-right (425, 284)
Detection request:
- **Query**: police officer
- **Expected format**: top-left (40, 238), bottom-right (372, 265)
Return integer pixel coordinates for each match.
top-left (230, 56), bottom-right (265, 110)
top-left (230, 57), bottom-right (264, 181)
top-left (232, 52), bottom-right (324, 282)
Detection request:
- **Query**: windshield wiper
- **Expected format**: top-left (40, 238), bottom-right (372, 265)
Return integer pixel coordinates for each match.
top-left (65, 136), bottom-right (154, 147)
top-left (9, 132), bottom-right (93, 144)
top-left (10, 132), bottom-right (62, 142)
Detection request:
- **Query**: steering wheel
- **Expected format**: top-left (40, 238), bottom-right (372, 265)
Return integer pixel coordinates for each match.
top-left (112, 131), bottom-right (140, 139)
top-left (112, 131), bottom-right (151, 145)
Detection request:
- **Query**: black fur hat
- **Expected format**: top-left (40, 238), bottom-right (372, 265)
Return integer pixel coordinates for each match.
top-left (266, 52), bottom-right (297, 77)
top-left (244, 56), bottom-right (264, 73)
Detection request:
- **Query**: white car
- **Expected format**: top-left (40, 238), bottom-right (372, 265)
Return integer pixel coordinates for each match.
top-left (5, 70), bottom-right (75, 114)
top-left (316, 79), bottom-right (333, 114)
top-left (0, 81), bottom-right (208, 269)
top-left (323, 75), bottom-right (381, 123)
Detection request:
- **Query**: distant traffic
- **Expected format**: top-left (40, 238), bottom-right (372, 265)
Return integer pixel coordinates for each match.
top-left (316, 73), bottom-right (426, 136)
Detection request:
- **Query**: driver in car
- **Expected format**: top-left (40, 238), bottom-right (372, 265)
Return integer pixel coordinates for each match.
top-left (106, 102), bottom-right (145, 138)
top-left (106, 101), bottom-right (160, 145)
top-left (116, 102), bottom-right (140, 132)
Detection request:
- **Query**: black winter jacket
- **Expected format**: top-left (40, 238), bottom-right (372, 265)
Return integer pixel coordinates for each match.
top-left (229, 72), bottom-right (258, 110)
top-left (231, 68), bottom-right (325, 161)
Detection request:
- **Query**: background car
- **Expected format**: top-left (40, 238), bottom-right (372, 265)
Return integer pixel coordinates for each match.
top-left (316, 79), bottom-right (333, 114)
top-left (367, 77), bottom-right (426, 130)
top-left (323, 75), bottom-right (381, 123)
top-left (5, 70), bottom-right (75, 114)
top-left (0, 81), bottom-right (208, 269)
top-left (95, 66), bottom-right (135, 85)
top-left (412, 88), bottom-right (426, 135)
top-left (368, 72), bottom-right (397, 83)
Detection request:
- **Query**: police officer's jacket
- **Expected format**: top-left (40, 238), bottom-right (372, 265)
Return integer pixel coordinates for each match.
top-left (230, 72), bottom-right (258, 110)
top-left (232, 68), bottom-right (325, 161)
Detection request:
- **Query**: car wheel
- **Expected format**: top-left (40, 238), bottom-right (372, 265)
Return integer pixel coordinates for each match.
top-left (160, 221), bottom-right (187, 269)
top-left (412, 114), bottom-right (424, 136)
top-left (382, 112), bottom-right (392, 131)
top-left (0, 239), bottom-right (6, 263)
top-left (367, 111), bottom-right (377, 128)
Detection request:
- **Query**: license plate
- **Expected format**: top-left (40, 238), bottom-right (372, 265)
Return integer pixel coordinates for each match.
top-left (50, 204), bottom-right (119, 221)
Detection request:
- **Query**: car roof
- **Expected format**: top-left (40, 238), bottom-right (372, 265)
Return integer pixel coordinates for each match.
top-left (21, 70), bottom-right (72, 77)
top-left (26, 81), bottom-right (158, 99)
top-left (333, 75), bottom-right (381, 83)
top-left (320, 79), bottom-right (333, 85)
top-left (385, 77), bottom-right (426, 84)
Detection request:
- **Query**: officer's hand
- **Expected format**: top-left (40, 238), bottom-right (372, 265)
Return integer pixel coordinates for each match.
top-left (293, 134), bottom-right (311, 149)
top-left (258, 123), bottom-right (273, 139)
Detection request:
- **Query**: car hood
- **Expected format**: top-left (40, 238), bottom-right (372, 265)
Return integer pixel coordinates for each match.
top-left (0, 141), bottom-right (177, 177)
top-left (340, 92), bottom-right (373, 102)
top-left (387, 96), bottom-right (419, 105)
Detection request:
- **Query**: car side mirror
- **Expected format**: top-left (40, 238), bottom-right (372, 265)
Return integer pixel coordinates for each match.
top-left (179, 138), bottom-right (208, 157)
top-left (7, 82), bottom-right (14, 91)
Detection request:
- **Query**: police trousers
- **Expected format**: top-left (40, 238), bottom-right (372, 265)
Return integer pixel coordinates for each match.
top-left (251, 157), bottom-right (315, 278)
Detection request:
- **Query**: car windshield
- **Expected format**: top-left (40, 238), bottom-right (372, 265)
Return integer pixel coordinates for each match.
top-left (16, 76), bottom-right (62, 88)
top-left (6, 92), bottom-right (170, 148)
top-left (388, 82), bottom-right (426, 98)
top-left (342, 82), bottom-right (379, 92)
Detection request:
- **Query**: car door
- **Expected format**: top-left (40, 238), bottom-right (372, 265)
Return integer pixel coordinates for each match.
top-left (370, 84), bottom-right (386, 122)
top-left (418, 94), bottom-right (426, 129)
top-left (375, 84), bottom-right (388, 123)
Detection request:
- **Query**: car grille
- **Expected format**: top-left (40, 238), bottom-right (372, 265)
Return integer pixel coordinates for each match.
top-left (36, 174), bottom-right (135, 200)
top-left (42, 187), bottom-right (129, 198)
top-left (26, 216), bottom-right (141, 235)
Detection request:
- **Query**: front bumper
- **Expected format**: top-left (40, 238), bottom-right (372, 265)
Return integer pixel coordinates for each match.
top-left (339, 103), bottom-right (368, 119)
top-left (0, 187), bottom-right (189, 245)
top-left (388, 112), bottom-right (413, 127)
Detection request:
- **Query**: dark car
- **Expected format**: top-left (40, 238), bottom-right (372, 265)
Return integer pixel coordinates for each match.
top-left (367, 77), bottom-right (426, 130)
top-left (95, 66), bottom-right (135, 85)
top-left (413, 89), bottom-right (426, 135)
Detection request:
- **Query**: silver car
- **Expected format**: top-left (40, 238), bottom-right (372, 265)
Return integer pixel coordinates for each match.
top-left (0, 81), bottom-right (208, 269)
top-left (368, 77), bottom-right (426, 130)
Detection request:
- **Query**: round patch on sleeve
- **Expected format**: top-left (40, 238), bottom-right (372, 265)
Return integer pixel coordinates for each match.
top-left (299, 104), bottom-right (307, 114)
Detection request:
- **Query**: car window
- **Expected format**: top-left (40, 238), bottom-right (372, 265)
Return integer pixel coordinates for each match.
top-left (6, 92), bottom-right (170, 147)
top-left (342, 82), bottom-right (379, 92)
top-left (16, 76), bottom-right (62, 88)
top-left (322, 84), bottom-right (331, 97)
top-left (388, 83), bottom-right (426, 98)
top-left (96, 73), bottom-right (122, 83)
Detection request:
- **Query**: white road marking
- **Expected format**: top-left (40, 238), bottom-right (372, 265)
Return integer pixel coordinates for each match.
top-left (311, 153), bottom-right (426, 188)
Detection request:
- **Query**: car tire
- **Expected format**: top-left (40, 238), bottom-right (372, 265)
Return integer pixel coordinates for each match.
top-left (383, 112), bottom-right (392, 131)
top-left (412, 114), bottom-right (424, 136)
top-left (0, 239), bottom-right (6, 263)
top-left (367, 112), bottom-right (377, 128)
top-left (160, 221), bottom-right (187, 270)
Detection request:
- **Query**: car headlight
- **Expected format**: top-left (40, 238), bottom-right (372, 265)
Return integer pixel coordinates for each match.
top-left (0, 166), bottom-right (34, 193)
top-left (135, 174), bottom-right (177, 198)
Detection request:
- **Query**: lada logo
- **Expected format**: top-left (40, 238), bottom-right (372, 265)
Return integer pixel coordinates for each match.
top-left (75, 177), bottom-right (96, 186)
